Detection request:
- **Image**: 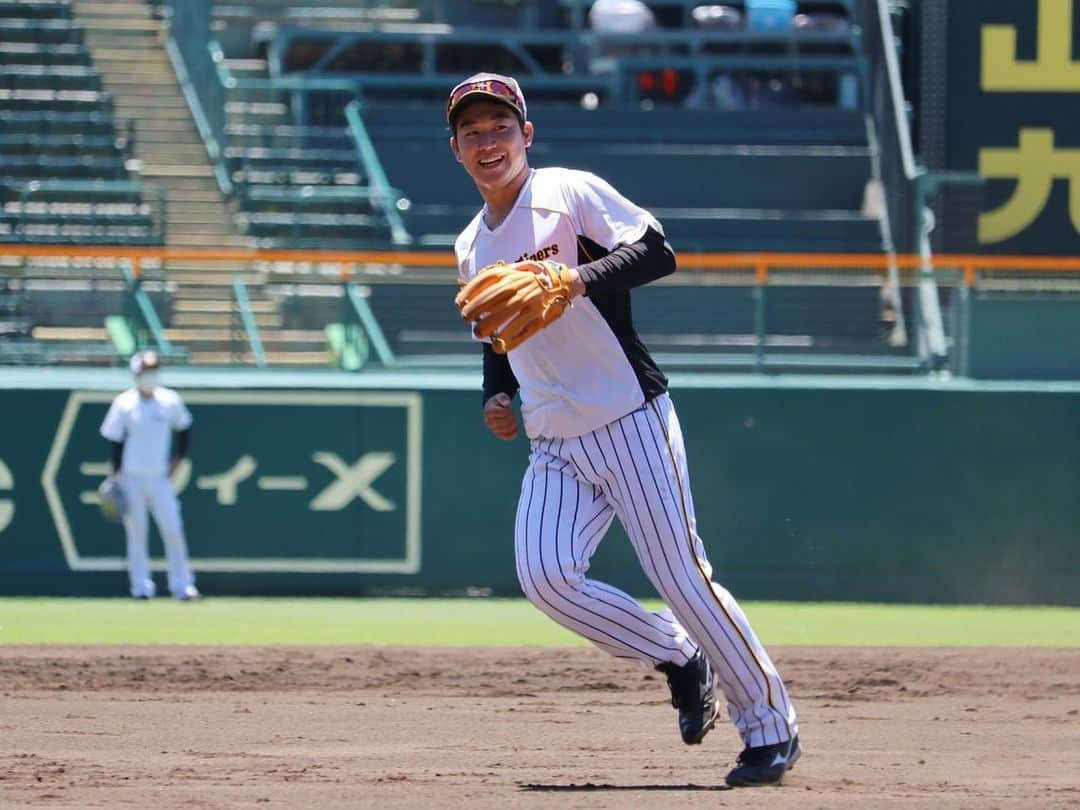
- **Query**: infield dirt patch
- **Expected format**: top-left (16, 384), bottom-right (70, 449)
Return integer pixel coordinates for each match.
top-left (1, 646), bottom-right (1077, 808)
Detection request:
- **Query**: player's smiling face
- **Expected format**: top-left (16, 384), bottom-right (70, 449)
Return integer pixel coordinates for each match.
top-left (451, 100), bottom-right (533, 196)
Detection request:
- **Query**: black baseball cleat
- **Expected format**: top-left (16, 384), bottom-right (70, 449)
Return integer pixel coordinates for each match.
top-left (725, 734), bottom-right (801, 787)
top-left (656, 649), bottom-right (719, 745)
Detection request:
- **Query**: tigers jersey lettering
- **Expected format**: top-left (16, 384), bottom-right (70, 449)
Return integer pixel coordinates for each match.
top-left (455, 168), bottom-right (665, 440)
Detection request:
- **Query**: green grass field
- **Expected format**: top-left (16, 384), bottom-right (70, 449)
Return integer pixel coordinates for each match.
top-left (0, 598), bottom-right (1077, 646)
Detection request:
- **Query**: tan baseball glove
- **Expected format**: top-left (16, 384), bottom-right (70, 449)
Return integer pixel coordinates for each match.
top-left (97, 475), bottom-right (126, 523)
top-left (455, 260), bottom-right (575, 354)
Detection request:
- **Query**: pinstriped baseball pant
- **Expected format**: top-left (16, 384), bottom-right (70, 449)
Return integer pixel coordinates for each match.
top-left (515, 393), bottom-right (798, 748)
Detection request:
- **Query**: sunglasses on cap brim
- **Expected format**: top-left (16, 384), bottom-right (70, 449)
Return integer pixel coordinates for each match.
top-left (447, 79), bottom-right (523, 122)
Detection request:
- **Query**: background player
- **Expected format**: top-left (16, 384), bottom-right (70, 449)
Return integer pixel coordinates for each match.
top-left (448, 72), bottom-right (800, 787)
top-left (100, 350), bottom-right (200, 601)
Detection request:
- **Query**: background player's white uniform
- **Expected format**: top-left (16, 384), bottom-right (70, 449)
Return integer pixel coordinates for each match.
top-left (100, 384), bottom-right (197, 600)
top-left (456, 166), bottom-right (798, 749)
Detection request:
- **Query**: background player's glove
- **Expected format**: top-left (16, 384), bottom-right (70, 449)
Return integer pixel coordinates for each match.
top-left (455, 260), bottom-right (575, 354)
top-left (97, 475), bottom-right (126, 523)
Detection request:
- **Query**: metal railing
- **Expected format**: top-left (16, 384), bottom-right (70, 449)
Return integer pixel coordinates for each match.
top-left (266, 24), bottom-right (864, 108)
top-left (864, 0), bottom-right (956, 369)
top-left (161, 0), bottom-right (231, 194)
top-left (345, 280), bottom-right (395, 367)
top-left (166, 37), bottom-right (415, 245)
top-left (119, 262), bottom-right (175, 357)
top-left (344, 101), bottom-right (411, 247)
top-left (3, 245), bottom-right (1077, 374)
top-left (232, 275), bottom-right (267, 367)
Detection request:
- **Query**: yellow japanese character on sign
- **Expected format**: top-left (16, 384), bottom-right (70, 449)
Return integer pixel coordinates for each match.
top-left (197, 455), bottom-right (257, 505)
top-left (978, 128), bottom-right (1080, 243)
top-left (982, 0), bottom-right (1080, 91)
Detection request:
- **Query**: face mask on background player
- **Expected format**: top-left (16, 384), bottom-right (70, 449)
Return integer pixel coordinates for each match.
top-left (136, 371), bottom-right (158, 395)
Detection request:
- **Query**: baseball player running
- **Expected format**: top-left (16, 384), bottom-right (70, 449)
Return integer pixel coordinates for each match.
top-left (447, 73), bottom-right (800, 787)
top-left (100, 350), bottom-right (200, 601)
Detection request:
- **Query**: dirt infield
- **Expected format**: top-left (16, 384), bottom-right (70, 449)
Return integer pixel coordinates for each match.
top-left (1, 646), bottom-right (1077, 809)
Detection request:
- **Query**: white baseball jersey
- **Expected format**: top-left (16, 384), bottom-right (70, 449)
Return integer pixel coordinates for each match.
top-left (100, 387), bottom-right (193, 478)
top-left (455, 167), bottom-right (667, 440)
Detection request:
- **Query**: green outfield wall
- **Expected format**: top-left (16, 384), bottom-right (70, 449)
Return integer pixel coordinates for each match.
top-left (0, 369), bottom-right (1076, 605)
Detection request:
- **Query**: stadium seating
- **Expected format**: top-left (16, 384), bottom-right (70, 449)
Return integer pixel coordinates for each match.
top-left (0, 0), bottom-right (161, 246)
top-left (155, 0), bottom-right (893, 366)
top-left (361, 101), bottom-right (880, 253)
top-left (0, 278), bottom-right (31, 340)
top-left (0, 0), bottom-right (923, 370)
top-left (198, 3), bottom-right (878, 253)
top-left (279, 274), bottom-right (910, 373)
top-left (221, 103), bottom-right (398, 248)
top-left (0, 0), bottom-right (168, 365)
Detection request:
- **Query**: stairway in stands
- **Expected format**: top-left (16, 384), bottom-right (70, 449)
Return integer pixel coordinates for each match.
top-left (68, 0), bottom-right (329, 366)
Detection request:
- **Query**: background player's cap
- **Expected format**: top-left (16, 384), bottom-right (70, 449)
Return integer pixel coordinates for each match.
top-left (446, 73), bottom-right (526, 127)
top-left (129, 350), bottom-right (161, 375)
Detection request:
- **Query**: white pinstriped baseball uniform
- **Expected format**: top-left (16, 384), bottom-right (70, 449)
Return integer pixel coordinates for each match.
top-left (456, 167), bottom-right (798, 747)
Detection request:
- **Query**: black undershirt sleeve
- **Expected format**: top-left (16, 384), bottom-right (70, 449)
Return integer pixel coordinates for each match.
top-left (481, 342), bottom-right (520, 404)
top-left (110, 441), bottom-right (123, 473)
top-left (476, 227), bottom-right (671, 404)
top-left (575, 226), bottom-right (676, 293)
top-left (173, 427), bottom-right (191, 461)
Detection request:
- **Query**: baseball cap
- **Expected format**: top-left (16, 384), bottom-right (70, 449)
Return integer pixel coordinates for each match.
top-left (446, 72), bottom-right (527, 127)
top-left (129, 350), bottom-right (161, 375)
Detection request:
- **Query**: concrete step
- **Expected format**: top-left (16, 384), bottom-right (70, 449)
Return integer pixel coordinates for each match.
top-left (140, 176), bottom-right (220, 191)
top-left (70, 0), bottom-right (241, 249)
top-left (99, 65), bottom-right (176, 76)
top-left (167, 275), bottom-right (263, 287)
top-left (165, 217), bottom-right (234, 227)
top-left (135, 119), bottom-right (206, 133)
top-left (187, 350), bottom-right (332, 366)
top-left (155, 190), bottom-right (225, 203)
top-left (164, 328), bottom-right (324, 344)
top-left (176, 285), bottom-right (271, 301)
top-left (136, 133), bottom-right (206, 147)
top-left (161, 216), bottom-right (235, 230)
top-left (103, 69), bottom-right (175, 82)
top-left (165, 214), bottom-right (234, 224)
top-left (171, 311), bottom-right (282, 329)
top-left (165, 236), bottom-right (249, 249)
top-left (73, 0), bottom-right (153, 12)
top-left (140, 147), bottom-right (207, 160)
top-left (167, 233), bottom-right (240, 245)
top-left (164, 193), bottom-right (228, 203)
top-left (89, 48), bottom-right (165, 61)
top-left (134, 124), bottom-right (202, 138)
top-left (166, 260), bottom-right (250, 270)
top-left (33, 326), bottom-right (108, 341)
top-left (114, 104), bottom-right (192, 118)
top-left (111, 93), bottom-right (184, 103)
top-left (173, 298), bottom-right (277, 314)
top-left (166, 222), bottom-right (237, 234)
top-left (166, 232), bottom-right (244, 244)
top-left (161, 215), bottom-right (236, 229)
top-left (141, 165), bottom-right (217, 178)
top-left (114, 99), bottom-right (183, 112)
top-left (78, 19), bottom-right (160, 33)
top-left (144, 171), bottom-right (218, 185)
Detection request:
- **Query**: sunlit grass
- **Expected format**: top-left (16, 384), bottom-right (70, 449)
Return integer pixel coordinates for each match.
top-left (0, 598), bottom-right (1076, 646)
